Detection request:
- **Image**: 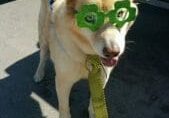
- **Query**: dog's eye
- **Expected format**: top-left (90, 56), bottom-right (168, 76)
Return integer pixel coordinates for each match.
top-left (73, 9), bottom-right (78, 14)
top-left (84, 12), bottom-right (97, 24)
top-left (116, 8), bottom-right (129, 21)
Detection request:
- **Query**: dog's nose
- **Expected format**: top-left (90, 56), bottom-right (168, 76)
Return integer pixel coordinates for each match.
top-left (103, 46), bottom-right (120, 58)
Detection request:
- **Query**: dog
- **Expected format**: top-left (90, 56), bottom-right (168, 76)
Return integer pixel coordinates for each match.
top-left (34, 0), bottom-right (138, 117)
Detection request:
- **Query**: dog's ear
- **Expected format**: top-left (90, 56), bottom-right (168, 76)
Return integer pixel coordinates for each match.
top-left (66, 0), bottom-right (77, 15)
top-left (132, 0), bottom-right (139, 4)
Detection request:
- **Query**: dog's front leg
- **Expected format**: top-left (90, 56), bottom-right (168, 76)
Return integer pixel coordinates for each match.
top-left (55, 75), bottom-right (76, 118)
top-left (34, 43), bottom-right (49, 82)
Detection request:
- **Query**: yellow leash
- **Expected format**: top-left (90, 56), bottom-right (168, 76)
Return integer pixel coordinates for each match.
top-left (86, 55), bottom-right (108, 118)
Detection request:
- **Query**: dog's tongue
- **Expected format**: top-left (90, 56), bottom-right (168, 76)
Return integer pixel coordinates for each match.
top-left (101, 57), bottom-right (117, 67)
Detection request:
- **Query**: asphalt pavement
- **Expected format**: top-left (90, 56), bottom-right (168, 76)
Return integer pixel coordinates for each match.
top-left (0, 0), bottom-right (169, 118)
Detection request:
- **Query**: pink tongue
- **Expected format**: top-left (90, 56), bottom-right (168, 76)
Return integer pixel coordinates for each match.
top-left (101, 58), bottom-right (117, 67)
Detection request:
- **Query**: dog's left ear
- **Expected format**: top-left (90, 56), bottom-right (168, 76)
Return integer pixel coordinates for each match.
top-left (132, 0), bottom-right (139, 4)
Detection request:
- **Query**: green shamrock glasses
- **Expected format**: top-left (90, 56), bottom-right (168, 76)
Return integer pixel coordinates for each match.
top-left (76, 0), bottom-right (137, 31)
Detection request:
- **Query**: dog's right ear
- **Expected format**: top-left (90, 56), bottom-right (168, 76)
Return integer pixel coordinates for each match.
top-left (132, 0), bottom-right (140, 5)
top-left (133, 0), bottom-right (137, 3)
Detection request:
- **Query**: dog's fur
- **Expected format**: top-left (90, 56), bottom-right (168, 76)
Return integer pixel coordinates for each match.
top-left (34, 0), bottom-right (138, 117)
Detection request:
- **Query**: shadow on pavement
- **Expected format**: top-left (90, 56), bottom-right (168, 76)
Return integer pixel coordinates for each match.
top-left (0, 0), bottom-right (16, 5)
top-left (0, 52), bottom-right (57, 118)
top-left (0, 51), bottom-right (89, 118)
top-left (105, 4), bottom-right (169, 118)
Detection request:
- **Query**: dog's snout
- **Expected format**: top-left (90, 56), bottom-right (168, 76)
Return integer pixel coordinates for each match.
top-left (103, 46), bottom-right (120, 58)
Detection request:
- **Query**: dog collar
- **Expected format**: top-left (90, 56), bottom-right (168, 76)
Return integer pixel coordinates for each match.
top-left (49, 0), bottom-right (54, 10)
top-left (76, 0), bottom-right (137, 31)
top-left (86, 55), bottom-right (108, 118)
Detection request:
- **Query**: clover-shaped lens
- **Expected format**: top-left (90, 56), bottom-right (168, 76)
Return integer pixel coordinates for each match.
top-left (76, 4), bottom-right (105, 31)
top-left (84, 12), bottom-right (97, 24)
top-left (116, 8), bottom-right (129, 21)
top-left (108, 0), bottom-right (137, 28)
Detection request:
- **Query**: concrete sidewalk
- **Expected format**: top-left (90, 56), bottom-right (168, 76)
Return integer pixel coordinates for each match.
top-left (0, 0), bottom-right (59, 118)
top-left (0, 0), bottom-right (39, 78)
top-left (0, 0), bottom-right (169, 118)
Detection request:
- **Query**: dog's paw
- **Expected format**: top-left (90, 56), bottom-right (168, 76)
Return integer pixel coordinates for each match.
top-left (33, 72), bottom-right (44, 82)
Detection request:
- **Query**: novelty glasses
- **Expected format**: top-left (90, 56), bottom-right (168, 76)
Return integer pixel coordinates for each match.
top-left (76, 0), bottom-right (137, 31)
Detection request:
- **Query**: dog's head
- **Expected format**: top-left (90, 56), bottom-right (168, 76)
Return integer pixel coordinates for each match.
top-left (62, 0), bottom-right (138, 66)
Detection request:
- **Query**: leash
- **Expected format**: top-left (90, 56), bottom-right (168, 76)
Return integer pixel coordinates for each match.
top-left (86, 55), bottom-right (108, 118)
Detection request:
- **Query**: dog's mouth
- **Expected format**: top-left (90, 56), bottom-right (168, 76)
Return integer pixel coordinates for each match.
top-left (100, 57), bottom-right (118, 67)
